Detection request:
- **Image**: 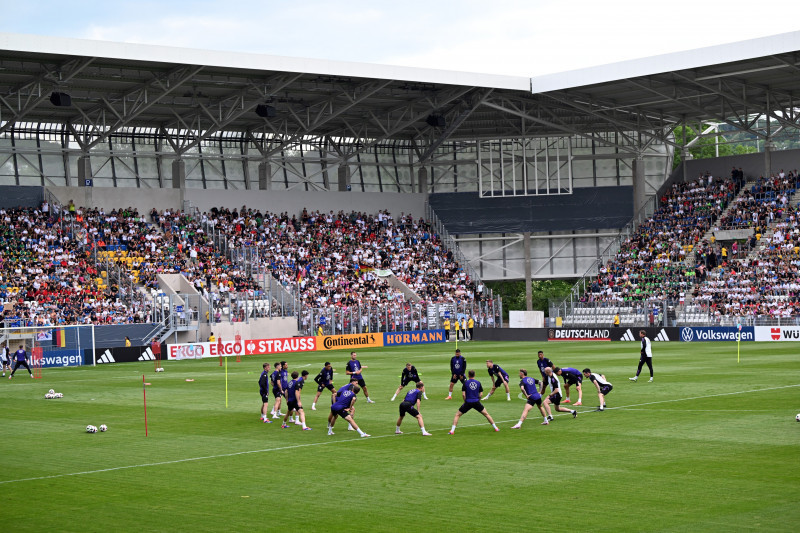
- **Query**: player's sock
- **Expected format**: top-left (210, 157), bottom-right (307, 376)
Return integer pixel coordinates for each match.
top-left (311, 403), bottom-right (316, 410)
top-left (506, 393), bottom-right (511, 401)
top-left (420, 426), bottom-right (427, 434)
top-left (391, 394), bottom-right (396, 401)
top-left (450, 425), bottom-right (456, 433)
top-left (491, 423), bottom-right (499, 430)
top-left (357, 428), bottom-right (367, 436)
top-left (423, 393), bottom-right (429, 400)
top-left (301, 422), bottom-right (307, 429)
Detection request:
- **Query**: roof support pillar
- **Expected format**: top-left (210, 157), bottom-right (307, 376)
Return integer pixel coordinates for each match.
top-left (417, 166), bottom-right (428, 196)
top-left (77, 155), bottom-right (92, 186)
top-left (338, 164), bottom-right (351, 192)
top-left (632, 155), bottom-right (647, 220)
top-left (523, 231), bottom-right (532, 311)
top-left (258, 161), bottom-right (272, 190)
top-left (764, 139), bottom-right (774, 179)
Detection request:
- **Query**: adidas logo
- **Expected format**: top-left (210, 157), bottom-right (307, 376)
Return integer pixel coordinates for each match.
top-left (654, 329), bottom-right (670, 342)
top-left (620, 329), bottom-right (635, 341)
top-left (138, 348), bottom-right (156, 361)
top-left (97, 350), bottom-right (116, 364)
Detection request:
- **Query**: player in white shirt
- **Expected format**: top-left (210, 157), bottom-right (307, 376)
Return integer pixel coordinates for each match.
top-left (630, 330), bottom-right (653, 382)
top-left (583, 368), bottom-right (613, 411)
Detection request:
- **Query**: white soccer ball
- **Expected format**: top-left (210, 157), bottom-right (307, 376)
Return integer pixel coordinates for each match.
top-left (796, 413), bottom-right (800, 422)
top-left (48, 388), bottom-right (55, 395)
top-left (86, 425), bottom-right (98, 433)
top-left (45, 393), bottom-right (54, 399)
top-left (55, 393), bottom-right (63, 398)
top-left (155, 367), bottom-right (165, 372)
top-left (99, 424), bottom-right (107, 432)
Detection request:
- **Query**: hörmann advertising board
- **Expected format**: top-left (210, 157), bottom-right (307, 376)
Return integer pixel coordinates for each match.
top-left (548, 328), bottom-right (610, 341)
top-left (384, 329), bottom-right (445, 346)
top-left (679, 327), bottom-right (754, 342)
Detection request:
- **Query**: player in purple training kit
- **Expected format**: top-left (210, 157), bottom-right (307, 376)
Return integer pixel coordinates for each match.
top-left (396, 382), bottom-right (432, 436)
top-left (449, 370), bottom-right (499, 434)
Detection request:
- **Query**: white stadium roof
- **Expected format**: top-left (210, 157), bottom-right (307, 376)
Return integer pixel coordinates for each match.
top-left (0, 31), bottom-right (797, 145)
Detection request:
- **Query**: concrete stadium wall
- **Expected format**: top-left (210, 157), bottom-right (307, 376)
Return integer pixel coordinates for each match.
top-left (682, 148), bottom-right (800, 181)
top-left (48, 185), bottom-right (182, 214)
top-left (185, 189), bottom-right (426, 219)
top-left (46, 186), bottom-right (426, 219)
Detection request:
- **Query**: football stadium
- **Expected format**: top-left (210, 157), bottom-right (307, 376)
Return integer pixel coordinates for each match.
top-left (0, 21), bottom-right (799, 532)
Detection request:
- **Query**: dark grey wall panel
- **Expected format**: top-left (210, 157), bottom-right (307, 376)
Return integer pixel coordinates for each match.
top-left (0, 186), bottom-right (43, 208)
top-left (429, 187), bottom-right (633, 234)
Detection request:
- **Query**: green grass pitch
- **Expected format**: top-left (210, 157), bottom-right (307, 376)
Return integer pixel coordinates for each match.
top-left (0, 340), bottom-right (798, 532)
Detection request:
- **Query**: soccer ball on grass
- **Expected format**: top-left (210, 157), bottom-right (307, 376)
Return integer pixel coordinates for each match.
top-left (155, 367), bottom-right (165, 372)
top-left (99, 424), bottom-right (108, 432)
top-left (796, 413), bottom-right (800, 422)
top-left (48, 388), bottom-right (55, 395)
top-left (86, 425), bottom-right (98, 433)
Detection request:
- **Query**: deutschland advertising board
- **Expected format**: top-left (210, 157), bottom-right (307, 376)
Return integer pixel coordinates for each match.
top-left (679, 327), bottom-right (754, 342)
top-left (384, 329), bottom-right (445, 346)
top-left (754, 326), bottom-right (800, 341)
top-left (317, 333), bottom-right (383, 351)
top-left (548, 328), bottom-right (610, 341)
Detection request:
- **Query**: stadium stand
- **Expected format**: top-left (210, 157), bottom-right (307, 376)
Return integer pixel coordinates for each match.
top-left (0, 201), bottom-right (491, 330)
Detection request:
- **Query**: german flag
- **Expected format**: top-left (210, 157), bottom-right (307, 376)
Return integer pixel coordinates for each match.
top-left (54, 328), bottom-right (66, 348)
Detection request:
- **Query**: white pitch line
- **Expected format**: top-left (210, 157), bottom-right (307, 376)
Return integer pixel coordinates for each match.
top-left (602, 383), bottom-right (800, 412)
top-left (2, 382), bottom-right (798, 486)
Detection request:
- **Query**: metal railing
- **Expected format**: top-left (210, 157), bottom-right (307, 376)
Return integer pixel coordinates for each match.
top-left (300, 299), bottom-right (502, 337)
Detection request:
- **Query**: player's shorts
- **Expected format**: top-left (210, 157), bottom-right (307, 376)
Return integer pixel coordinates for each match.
top-left (331, 407), bottom-right (351, 419)
top-left (399, 401), bottom-right (419, 417)
top-left (287, 400), bottom-right (302, 412)
top-left (400, 376), bottom-right (420, 387)
top-left (564, 375), bottom-right (582, 386)
top-left (526, 396), bottom-right (542, 407)
top-left (317, 382), bottom-right (335, 392)
top-left (599, 384), bottom-right (613, 395)
top-left (450, 374), bottom-right (466, 384)
top-left (351, 377), bottom-right (366, 387)
top-left (272, 388), bottom-right (282, 399)
top-left (260, 393), bottom-right (270, 403)
top-left (458, 401), bottom-right (485, 414)
top-left (493, 376), bottom-right (507, 387)
top-left (547, 393), bottom-right (562, 405)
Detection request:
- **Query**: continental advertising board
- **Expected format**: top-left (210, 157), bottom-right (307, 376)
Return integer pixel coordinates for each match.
top-left (317, 333), bottom-right (383, 351)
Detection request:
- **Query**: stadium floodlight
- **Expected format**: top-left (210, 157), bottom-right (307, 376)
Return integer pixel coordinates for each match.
top-left (256, 104), bottom-right (277, 118)
top-left (49, 92), bottom-right (72, 106)
top-left (426, 114), bottom-right (446, 128)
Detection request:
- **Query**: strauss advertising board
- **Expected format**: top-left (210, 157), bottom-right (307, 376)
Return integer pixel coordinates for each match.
top-left (167, 337), bottom-right (316, 360)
